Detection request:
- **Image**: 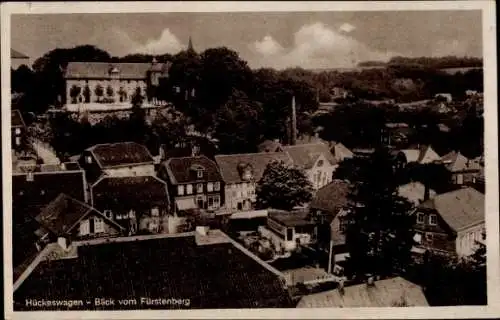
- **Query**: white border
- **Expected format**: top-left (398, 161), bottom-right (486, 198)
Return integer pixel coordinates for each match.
top-left (2, 1), bottom-right (499, 319)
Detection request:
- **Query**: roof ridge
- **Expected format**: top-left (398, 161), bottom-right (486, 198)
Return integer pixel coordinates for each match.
top-left (215, 152), bottom-right (288, 158)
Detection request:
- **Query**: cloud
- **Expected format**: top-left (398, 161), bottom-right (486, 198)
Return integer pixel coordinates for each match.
top-left (252, 22), bottom-right (397, 69)
top-left (107, 27), bottom-right (184, 56)
top-left (339, 23), bottom-right (356, 34)
top-left (253, 35), bottom-right (284, 56)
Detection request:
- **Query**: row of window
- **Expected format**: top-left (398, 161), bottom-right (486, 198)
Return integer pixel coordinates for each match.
top-left (79, 216), bottom-right (105, 236)
top-left (416, 212), bottom-right (438, 226)
top-left (178, 182), bottom-right (220, 196)
top-left (313, 170), bottom-right (330, 189)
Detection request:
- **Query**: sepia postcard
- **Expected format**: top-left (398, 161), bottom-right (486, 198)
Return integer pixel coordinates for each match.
top-left (2, 1), bottom-right (499, 319)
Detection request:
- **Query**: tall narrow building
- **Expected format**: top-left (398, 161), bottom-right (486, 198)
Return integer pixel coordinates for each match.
top-left (187, 36), bottom-right (195, 53)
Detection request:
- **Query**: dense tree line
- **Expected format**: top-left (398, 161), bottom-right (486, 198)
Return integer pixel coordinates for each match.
top-left (359, 56), bottom-right (483, 69)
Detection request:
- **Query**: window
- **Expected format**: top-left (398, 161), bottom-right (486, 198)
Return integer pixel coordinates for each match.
top-left (317, 159), bottom-right (324, 167)
top-left (197, 169), bottom-right (203, 178)
top-left (214, 182), bottom-right (220, 191)
top-left (417, 213), bottom-right (425, 224)
top-left (414, 232), bottom-right (423, 244)
top-left (339, 218), bottom-right (348, 233)
top-left (94, 217), bottom-right (104, 233)
top-left (15, 137), bottom-right (21, 146)
top-left (286, 228), bottom-right (294, 241)
top-left (178, 185), bottom-right (185, 196)
top-left (151, 207), bottom-right (159, 217)
top-left (186, 184), bottom-right (193, 194)
top-left (425, 232), bottom-right (434, 243)
top-left (104, 210), bottom-right (113, 220)
top-left (86, 155), bottom-right (92, 164)
top-left (207, 182), bottom-right (214, 192)
top-left (79, 220), bottom-right (90, 236)
top-left (15, 128), bottom-right (21, 135)
top-left (429, 214), bottom-right (437, 226)
top-left (456, 174), bottom-right (464, 185)
top-left (197, 183), bottom-right (203, 193)
top-left (26, 172), bottom-right (34, 182)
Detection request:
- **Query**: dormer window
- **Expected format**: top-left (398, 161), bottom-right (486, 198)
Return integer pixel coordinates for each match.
top-left (197, 169), bottom-right (203, 178)
top-left (317, 159), bottom-right (324, 167)
top-left (86, 155), bottom-right (92, 164)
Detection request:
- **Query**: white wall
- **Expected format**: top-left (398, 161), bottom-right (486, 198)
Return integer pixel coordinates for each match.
top-left (456, 224), bottom-right (485, 256)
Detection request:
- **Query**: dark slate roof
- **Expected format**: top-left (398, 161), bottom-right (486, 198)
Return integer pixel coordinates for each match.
top-left (88, 142), bottom-right (154, 168)
top-left (65, 61), bottom-right (170, 79)
top-left (268, 210), bottom-right (314, 227)
top-left (11, 49), bottom-right (29, 59)
top-left (282, 143), bottom-right (337, 169)
top-left (215, 152), bottom-right (292, 184)
top-left (11, 110), bottom-right (26, 128)
top-left (164, 155), bottom-right (222, 185)
top-left (297, 277), bottom-right (428, 308)
top-left (35, 194), bottom-right (124, 237)
top-left (310, 179), bottom-right (351, 213)
top-left (419, 187), bottom-right (484, 232)
top-left (91, 175), bottom-right (169, 212)
top-left (14, 234), bottom-right (293, 310)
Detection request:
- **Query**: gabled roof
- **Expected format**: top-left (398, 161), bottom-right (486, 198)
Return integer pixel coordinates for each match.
top-left (419, 187), bottom-right (484, 232)
top-left (282, 143), bottom-right (337, 169)
top-left (35, 194), bottom-right (124, 237)
top-left (258, 140), bottom-right (283, 153)
top-left (310, 179), bottom-right (351, 213)
top-left (11, 110), bottom-right (26, 128)
top-left (215, 152), bottom-right (293, 184)
top-left (398, 182), bottom-right (436, 206)
top-left (164, 155), bottom-right (222, 185)
top-left (297, 277), bottom-right (428, 308)
top-left (91, 175), bottom-right (169, 211)
top-left (65, 61), bottom-right (170, 79)
top-left (87, 142), bottom-right (154, 169)
top-left (331, 142), bottom-right (354, 162)
top-left (441, 151), bottom-right (481, 172)
top-left (399, 145), bottom-right (441, 164)
top-left (11, 49), bottom-right (29, 59)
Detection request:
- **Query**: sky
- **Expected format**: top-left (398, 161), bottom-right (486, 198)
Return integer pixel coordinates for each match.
top-left (11, 11), bottom-right (483, 70)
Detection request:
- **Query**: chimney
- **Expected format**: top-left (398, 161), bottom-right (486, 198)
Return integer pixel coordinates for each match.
top-left (291, 96), bottom-right (297, 146)
top-left (366, 274), bottom-right (375, 287)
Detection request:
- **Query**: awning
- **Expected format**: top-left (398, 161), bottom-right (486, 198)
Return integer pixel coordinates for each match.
top-left (334, 252), bottom-right (350, 262)
top-left (231, 210), bottom-right (268, 220)
top-left (176, 198), bottom-right (197, 211)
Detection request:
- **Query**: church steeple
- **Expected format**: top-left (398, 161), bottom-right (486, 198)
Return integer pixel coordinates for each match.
top-left (187, 36), bottom-right (194, 53)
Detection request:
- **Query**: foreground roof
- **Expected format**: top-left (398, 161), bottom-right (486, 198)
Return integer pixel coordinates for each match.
top-left (14, 232), bottom-right (293, 310)
top-left (297, 277), bottom-right (429, 308)
top-left (215, 152), bottom-right (292, 184)
top-left (65, 61), bottom-right (170, 79)
top-left (419, 187), bottom-right (484, 232)
top-left (283, 143), bottom-right (337, 169)
top-left (87, 142), bottom-right (154, 169)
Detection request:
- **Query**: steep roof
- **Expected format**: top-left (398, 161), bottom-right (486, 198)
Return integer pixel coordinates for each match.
top-left (164, 155), bottom-right (222, 184)
top-left (331, 142), bottom-right (354, 162)
top-left (310, 179), bottom-right (351, 213)
top-left (419, 187), bottom-right (484, 232)
top-left (91, 175), bottom-right (169, 212)
top-left (441, 151), bottom-right (481, 172)
top-left (398, 182), bottom-right (436, 206)
top-left (14, 233), bottom-right (293, 310)
top-left (87, 142), bottom-right (154, 169)
top-left (282, 143), bottom-right (337, 169)
top-left (35, 194), bottom-right (123, 237)
top-left (11, 49), bottom-right (29, 59)
top-left (268, 210), bottom-right (314, 227)
top-left (215, 152), bottom-right (292, 184)
top-left (258, 140), bottom-right (283, 153)
top-left (297, 277), bottom-right (429, 308)
top-left (65, 61), bottom-right (170, 79)
top-left (11, 110), bottom-right (26, 128)
top-left (400, 145), bottom-right (441, 164)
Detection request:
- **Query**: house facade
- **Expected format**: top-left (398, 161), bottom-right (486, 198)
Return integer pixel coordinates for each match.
top-left (441, 151), bottom-right (482, 185)
top-left (64, 60), bottom-right (170, 105)
top-left (215, 152), bottom-right (293, 211)
top-left (90, 175), bottom-right (170, 234)
top-left (159, 155), bottom-right (224, 213)
top-left (78, 142), bottom-right (155, 183)
top-left (11, 110), bottom-right (27, 151)
top-left (282, 143), bottom-right (337, 190)
top-left (413, 187), bottom-right (485, 256)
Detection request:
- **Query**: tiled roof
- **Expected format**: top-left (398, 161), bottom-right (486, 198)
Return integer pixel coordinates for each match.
top-left (65, 61), bottom-right (170, 79)
top-left (88, 142), bottom-right (154, 168)
top-left (258, 140), bottom-right (283, 153)
top-left (11, 110), bottom-right (26, 127)
top-left (11, 49), bottom-right (29, 59)
top-left (297, 277), bottom-right (428, 308)
top-left (14, 234), bottom-right (293, 310)
top-left (441, 151), bottom-right (481, 172)
top-left (397, 182), bottom-right (436, 206)
top-left (282, 143), bottom-right (337, 169)
top-left (399, 145), bottom-right (441, 164)
top-left (215, 152), bottom-right (292, 184)
top-left (419, 187), bottom-right (484, 232)
top-left (164, 155), bottom-right (222, 184)
top-left (91, 175), bottom-right (169, 212)
top-left (268, 209), bottom-right (314, 227)
top-left (35, 194), bottom-right (123, 237)
top-left (310, 180), bottom-right (351, 213)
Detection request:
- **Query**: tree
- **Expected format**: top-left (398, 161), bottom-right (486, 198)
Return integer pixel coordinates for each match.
top-left (256, 161), bottom-right (313, 211)
top-left (94, 84), bottom-right (104, 102)
top-left (343, 148), bottom-right (415, 278)
top-left (11, 65), bottom-right (34, 94)
top-left (106, 85), bottom-right (114, 98)
top-left (69, 85), bottom-right (81, 103)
